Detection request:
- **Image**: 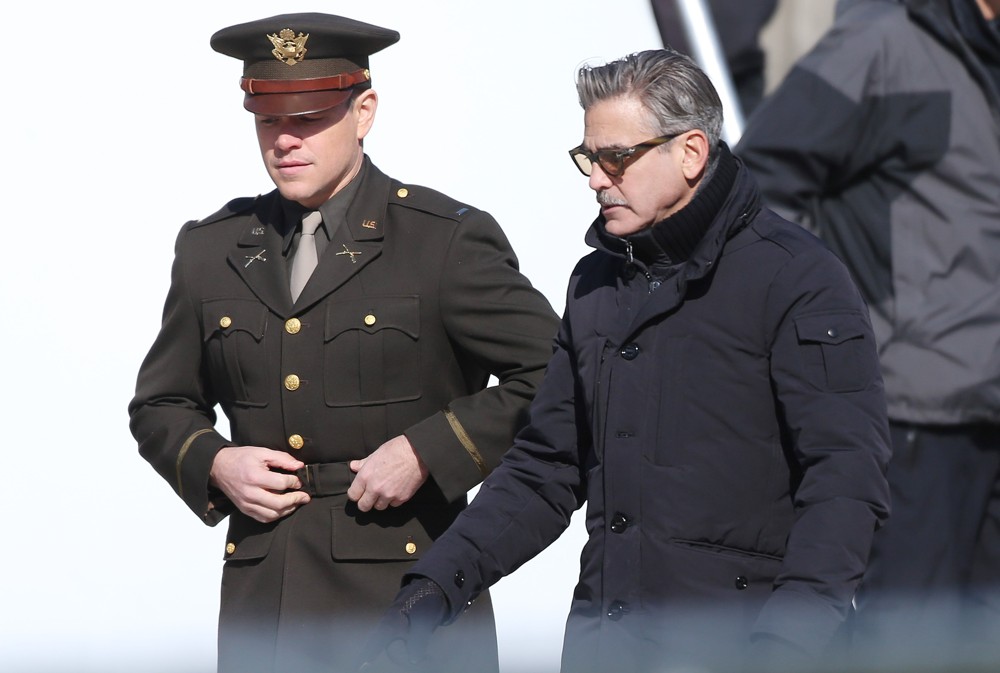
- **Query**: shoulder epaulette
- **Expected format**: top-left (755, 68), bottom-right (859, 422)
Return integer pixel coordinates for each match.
top-left (189, 195), bottom-right (262, 228)
top-left (388, 182), bottom-right (476, 222)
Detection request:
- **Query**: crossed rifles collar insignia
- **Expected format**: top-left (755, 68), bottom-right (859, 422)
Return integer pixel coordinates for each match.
top-left (336, 244), bottom-right (362, 264)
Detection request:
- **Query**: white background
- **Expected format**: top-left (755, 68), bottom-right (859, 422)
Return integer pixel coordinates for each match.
top-left (1, 2), bottom-right (666, 671)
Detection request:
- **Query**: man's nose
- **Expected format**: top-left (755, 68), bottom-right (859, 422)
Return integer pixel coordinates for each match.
top-left (588, 163), bottom-right (613, 191)
top-left (275, 132), bottom-right (303, 152)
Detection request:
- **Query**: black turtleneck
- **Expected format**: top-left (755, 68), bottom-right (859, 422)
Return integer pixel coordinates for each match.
top-left (626, 143), bottom-right (739, 270)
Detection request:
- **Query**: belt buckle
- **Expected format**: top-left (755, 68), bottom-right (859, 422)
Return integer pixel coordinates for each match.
top-left (295, 464), bottom-right (320, 496)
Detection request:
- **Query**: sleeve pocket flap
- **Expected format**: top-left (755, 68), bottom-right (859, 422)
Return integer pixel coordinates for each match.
top-left (794, 312), bottom-right (866, 345)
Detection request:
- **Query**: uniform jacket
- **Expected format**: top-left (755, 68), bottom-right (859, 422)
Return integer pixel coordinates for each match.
top-left (409, 148), bottom-right (892, 672)
top-left (736, 0), bottom-right (1000, 425)
top-left (128, 157), bottom-right (559, 671)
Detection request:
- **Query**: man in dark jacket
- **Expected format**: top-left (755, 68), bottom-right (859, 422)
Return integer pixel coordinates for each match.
top-left (128, 13), bottom-right (559, 673)
top-left (359, 49), bottom-right (891, 673)
top-left (736, 0), bottom-right (1000, 662)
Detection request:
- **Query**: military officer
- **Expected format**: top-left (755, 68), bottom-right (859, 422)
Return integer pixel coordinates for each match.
top-left (128, 12), bottom-right (559, 673)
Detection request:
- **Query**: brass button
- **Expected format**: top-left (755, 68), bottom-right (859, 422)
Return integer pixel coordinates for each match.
top-left (285, 318), bottom-right (302, 334)
top-left (284, 374), bottom-right (301, 391)
top-left (288, 434), bottom-right (304, 450)
top-left (225, 542), bottom-right (236, 555)
top-left (219, 316), bottom-right (232, 329)
top-left (405, 541), bottom-right (417, 555)
top-left (397, 188), bottom-right (409, 198)
top-left (364, 313), bottom-right (376, 326)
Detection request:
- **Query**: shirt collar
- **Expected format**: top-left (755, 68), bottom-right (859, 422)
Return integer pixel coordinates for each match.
top-left (279, 160), bottom-right (369, 254)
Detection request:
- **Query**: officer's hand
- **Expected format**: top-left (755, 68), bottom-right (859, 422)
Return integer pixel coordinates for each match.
top-left (348, 435), bottom-right (429, 512)
top-left (355, 577), bottom-right (449, 672)
top-left (209, 446), bottom-right (311, 523)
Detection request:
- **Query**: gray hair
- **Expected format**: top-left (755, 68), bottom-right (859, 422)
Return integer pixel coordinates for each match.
top-left (576, 49), bottom-right (723, 177)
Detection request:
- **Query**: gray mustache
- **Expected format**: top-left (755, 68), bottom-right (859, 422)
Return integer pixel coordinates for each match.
top-left (597, 192), bottom-right (627, 207)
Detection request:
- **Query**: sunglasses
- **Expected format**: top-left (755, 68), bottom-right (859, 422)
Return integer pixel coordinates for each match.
top-left (568, 134), bottom-right (680, 177)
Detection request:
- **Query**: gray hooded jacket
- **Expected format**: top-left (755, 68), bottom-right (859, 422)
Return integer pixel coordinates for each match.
top-left (737, 0), bottom-right (1000, 425)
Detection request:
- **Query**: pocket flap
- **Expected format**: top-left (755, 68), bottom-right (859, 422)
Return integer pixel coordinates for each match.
top-left (331, 503), bottom-right (437, 561)
top-left (222, 514), bottom-right (277, 561)
top-left (794, 311), bottom-right (867, 345)
top-left (325, 296), bottom-right (419, 341)
top-left (203, 298), bottom-right (268, 342)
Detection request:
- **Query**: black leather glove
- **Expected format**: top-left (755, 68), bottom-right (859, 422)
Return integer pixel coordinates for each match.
top-left (355, 577), bottom-right (449, 672)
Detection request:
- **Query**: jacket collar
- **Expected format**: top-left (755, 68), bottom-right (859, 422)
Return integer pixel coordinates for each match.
top-left (585, 142), bottom-right (757, 282)
top-left (228, 155), bottom-right (389, 316)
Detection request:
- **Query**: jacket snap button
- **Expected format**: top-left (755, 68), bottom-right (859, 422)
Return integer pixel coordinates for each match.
top-left (454, 570), bottom-right (465, 587)
top-left (607, 600), bottom-right (629, 621)
top-left (610, 513), bottom-right (629, 533)
top-left (620, 343), bottom-right (640, 360)
top-left (735, 576), bottom-right (749, 590)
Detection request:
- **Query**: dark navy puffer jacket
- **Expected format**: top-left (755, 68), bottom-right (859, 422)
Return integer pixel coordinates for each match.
top-left (409, 147), bottom-right (892, 672)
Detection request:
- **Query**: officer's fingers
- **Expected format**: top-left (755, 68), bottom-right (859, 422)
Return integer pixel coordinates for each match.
top-left (348, 468), bottom-right (378, 503)
top-left (273, 492), bottom-right (310, 518)
top-left (349, 458), bottom-right (365, 473)
top-left (239, 498), bottom-right (283, 524)
top-left (353, 485), bottom-right (379, 513)
top-left (254, 490), bottom-right (309, 521)
top-left (257, 469), bottom-right (303, 492)
top-left (261, 451), bottom-right (305, 472)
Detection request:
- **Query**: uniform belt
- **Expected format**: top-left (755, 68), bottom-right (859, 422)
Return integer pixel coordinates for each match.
top-left (294, 462), bottom-right (354, 497)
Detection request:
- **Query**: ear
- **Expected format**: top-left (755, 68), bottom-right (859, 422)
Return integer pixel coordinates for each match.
top-left (354, 89), bottom-right (378, 141)
top-left (680, 130), bottom-right (710, 183)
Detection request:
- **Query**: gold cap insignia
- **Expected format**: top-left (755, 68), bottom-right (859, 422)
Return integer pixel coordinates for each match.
top-left (268, 28), bottom-right (309, 65)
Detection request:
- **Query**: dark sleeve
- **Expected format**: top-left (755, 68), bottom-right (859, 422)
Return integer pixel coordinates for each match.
top-left (751, 240), bottom-right (891, 655)
top-left (406, 320), bottom-right (588, 620)
top-left (403, 212), bottom-right (560, 503)
top-left (128, 225), bottom-right (233, 525)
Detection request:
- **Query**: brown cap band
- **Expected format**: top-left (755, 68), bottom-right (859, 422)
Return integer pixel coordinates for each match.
top-left (241, 68), bottom-right (370, 95)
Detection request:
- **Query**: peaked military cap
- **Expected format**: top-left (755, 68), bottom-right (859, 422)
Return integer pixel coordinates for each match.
top-left (211, 13), bottom-right (400, 116)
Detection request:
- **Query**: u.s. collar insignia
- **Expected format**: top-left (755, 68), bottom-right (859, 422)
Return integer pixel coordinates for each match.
top-left (267, 29), bottom-right (308, 65)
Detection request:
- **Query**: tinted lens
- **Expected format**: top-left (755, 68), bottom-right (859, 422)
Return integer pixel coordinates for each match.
top-left (571, 150), bottom-right (593, 176)
top-left (594, 151), bottom-right (625, 177)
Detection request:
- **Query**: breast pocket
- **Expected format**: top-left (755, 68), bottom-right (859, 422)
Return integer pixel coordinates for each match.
top-left (202, 298), bottom-right (269, 407)
top-left (794, 311), bottom-right (878, 393)
top-left (323, 295), bottom-right (421, 407)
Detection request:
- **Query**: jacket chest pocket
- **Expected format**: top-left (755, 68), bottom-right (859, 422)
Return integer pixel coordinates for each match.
top-left (202, 299), bottom-right (269, 407)
top-left (324, 295), bottom-right (421, 407)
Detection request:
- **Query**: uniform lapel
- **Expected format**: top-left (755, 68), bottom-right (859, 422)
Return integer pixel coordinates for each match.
top-left (292, 159), bottom-right (389, 310)
top-left (227, 195), bottom-right (294, 317)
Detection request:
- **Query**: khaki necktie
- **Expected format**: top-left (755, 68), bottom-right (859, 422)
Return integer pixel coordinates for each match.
top-left (290, 211), bottom-right (323, 302)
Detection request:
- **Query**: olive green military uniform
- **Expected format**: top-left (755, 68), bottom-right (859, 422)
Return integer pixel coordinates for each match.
top-left (129, 157), bottom-right (559, 672)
